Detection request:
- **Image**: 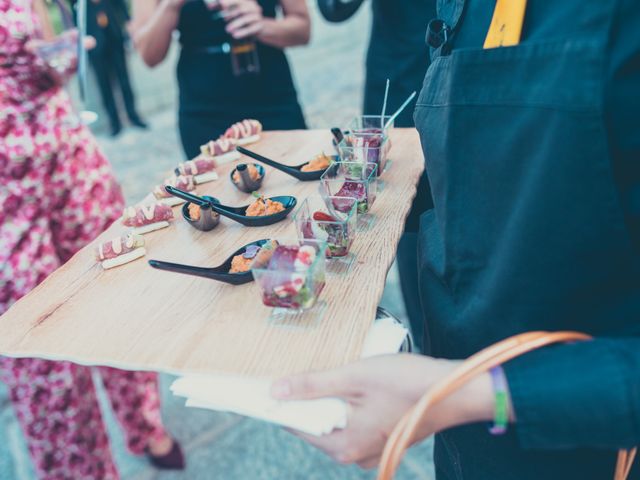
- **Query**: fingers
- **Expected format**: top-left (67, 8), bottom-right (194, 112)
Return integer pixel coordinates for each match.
top-left (271, 367), bottom-right (355, 400)
top-left (225, 12), bottom-right (261, 32)
top-left (286, 428), bottom-right (381, 467)
top-left (219, 0), bottom-right (261, 20)
top-left (83, 36), bottom-right (96, 51)
top-left (226, 16), bottom-right (263, 39)
top-left (286, 429), bottom-right (353, 464)
top-left (217, 0), bottom-right (240, 9)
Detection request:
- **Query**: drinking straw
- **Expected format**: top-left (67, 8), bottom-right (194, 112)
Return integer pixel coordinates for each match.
top-left (384, 91), bottom-right (417, 131)
top-left (77, 0), bottom-right (88, 104)
top-left (76, 0), bottom-right (99, 124)
top-left (380, 78), bottom-right (390, 130)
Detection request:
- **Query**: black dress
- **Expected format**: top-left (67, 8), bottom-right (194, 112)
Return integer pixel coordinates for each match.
top-left (176, 0), bottom-right (307, 158)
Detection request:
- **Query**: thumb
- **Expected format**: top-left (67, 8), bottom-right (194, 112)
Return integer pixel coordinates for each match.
top-left (271, 368), bottom-right (353, 401)
top-left (83, 36), bottom-right (96, 51)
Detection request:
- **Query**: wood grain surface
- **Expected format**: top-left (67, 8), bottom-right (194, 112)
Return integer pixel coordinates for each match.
top-left (0, 129), bottom-right (424, 377)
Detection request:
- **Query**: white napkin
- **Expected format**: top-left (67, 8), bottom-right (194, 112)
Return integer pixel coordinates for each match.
top-left (171, 316), bottom-right (408, 436)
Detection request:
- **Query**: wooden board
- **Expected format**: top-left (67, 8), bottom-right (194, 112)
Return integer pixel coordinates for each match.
top-left (0, 129), bottom-right (424, 377)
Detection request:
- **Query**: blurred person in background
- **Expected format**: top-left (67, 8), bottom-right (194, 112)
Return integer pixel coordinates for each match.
top-left (0, 1), bottom-right (183, 477)
top-left (130, 0), bottom-right (310, 158)
top-left (72, 0), bottom-right (148, 136)
top-left (318, 0), bottom-right (436, 352)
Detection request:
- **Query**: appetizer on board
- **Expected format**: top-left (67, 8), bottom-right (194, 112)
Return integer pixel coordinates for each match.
top-left (300, 152), bottom-right (332, 172)
top-left (231, 163), bottom-right (262, 184)
top-left (199, 137), bottom-right (240, 166)
top-left (339, 134), bottom-right (390, 176)
top-left (153, 175), bottom-right (196, 206)
top-left (222, 119), bottom-right (262, 146)
top-left (122, 203), bottom-right (174, 234)
top-left (300, 211), bottom-right (354, 258)
top-left (96, 234), bottom-right (146, 269)
top-left (229, 240), bottom-right (279, 274)
top-left (245, 195), bottom-right (285, 217)
top-left (175, 156), bottom-right (220, 184)
top-left (253, 244), bottom-right (326, 310)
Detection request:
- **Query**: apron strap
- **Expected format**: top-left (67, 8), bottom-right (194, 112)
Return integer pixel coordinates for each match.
top-left (484, 0), bottom-right (528, 49)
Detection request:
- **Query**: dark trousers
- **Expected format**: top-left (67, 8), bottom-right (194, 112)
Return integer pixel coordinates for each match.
top-left (90, 41), bottom-right (139, 131)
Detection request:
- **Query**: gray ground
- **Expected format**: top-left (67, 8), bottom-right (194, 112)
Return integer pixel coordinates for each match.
top-left (0, 3), bottom-right (434, 479)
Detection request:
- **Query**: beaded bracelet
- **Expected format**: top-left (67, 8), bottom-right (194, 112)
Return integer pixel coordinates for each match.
top-left (488, 365), bottom-right (509, 435)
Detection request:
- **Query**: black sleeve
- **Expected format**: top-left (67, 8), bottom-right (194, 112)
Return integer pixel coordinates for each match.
top-left (316, 0), bottom-right (366, 23)
top-left (504, 338), bottom-right (640, 449)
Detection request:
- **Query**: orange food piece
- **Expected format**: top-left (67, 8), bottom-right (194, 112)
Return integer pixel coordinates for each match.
top-left (301, 153), bottom-right (331, 172)
top-left (188, 203), bottom-right (201, 221)
top-left (245, 197), bottom-right (285, 217)
top-left (232, 164), bottom-right (261, 184)
top-left (229, 254), bottom-right (253, 273)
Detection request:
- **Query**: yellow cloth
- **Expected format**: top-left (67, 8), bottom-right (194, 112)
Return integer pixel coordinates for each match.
top-left (483, 0), bottom-right (528, 49)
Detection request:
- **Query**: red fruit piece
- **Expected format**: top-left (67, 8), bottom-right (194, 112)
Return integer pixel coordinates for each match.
top-left (312, 211), bottom-right (337, 222)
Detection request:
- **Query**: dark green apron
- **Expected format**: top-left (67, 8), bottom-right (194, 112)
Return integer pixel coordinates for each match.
top-left (414, 0), bottom-right (640, 478)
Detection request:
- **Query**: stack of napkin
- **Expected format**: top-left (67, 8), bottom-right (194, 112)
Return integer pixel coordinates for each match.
top-left (171, 316), bottom-right (409, 436)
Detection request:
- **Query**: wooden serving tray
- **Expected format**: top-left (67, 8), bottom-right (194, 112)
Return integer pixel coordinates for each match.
top-left (0, 129), bottom-right (424, 377)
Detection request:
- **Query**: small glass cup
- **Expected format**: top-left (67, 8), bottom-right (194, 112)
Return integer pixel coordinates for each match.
top-left (294, 196), bottom-right (357, 274)
top-left (348, 114), bottom-right (394, 137)
top-left (252, 238), bottom-right (327, 315)
top-left (320, 162), bottom-right (378, 216)
top-left (338, 136), bottom-right (389, 177)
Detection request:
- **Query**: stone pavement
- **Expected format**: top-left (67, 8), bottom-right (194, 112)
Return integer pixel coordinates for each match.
top-left (0, 3), bottom-right (434, 479)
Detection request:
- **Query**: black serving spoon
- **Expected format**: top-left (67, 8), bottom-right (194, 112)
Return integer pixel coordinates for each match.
top-left (182, 196), bottom-right (221, 231)
top-left (165, 185), bottom-right (296, 227)
top-left (331, 127), bottom-right (345, 145)
top-left (230, 163), bottom-right (265, 193)
top-left (148, 239), bottom-right (271, 285)
top-left (236, 146), bottom-right (337, 182)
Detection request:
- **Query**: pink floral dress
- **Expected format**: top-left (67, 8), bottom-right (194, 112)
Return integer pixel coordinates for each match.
top-left (0, 2), bottom-right (168, 478)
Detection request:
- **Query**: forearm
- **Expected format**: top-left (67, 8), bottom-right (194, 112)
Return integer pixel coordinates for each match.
top-left (257, 14), bottom-right (310, 48)
top-left (131, 0), bottom-right (180, 67)
top-left (421, 363), bottom-right (498, 436)
top-left (33, 0), bottom-right (55, 41)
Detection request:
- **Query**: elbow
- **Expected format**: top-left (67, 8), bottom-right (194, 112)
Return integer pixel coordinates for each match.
top-left (297, 19), bottom-right (312, 46)
top-left (133, 37), bottom-right (164, 68)
top-left (141, 52), bottom-right (163, 68)
top-left (299, 29), bottom-right (311, 46)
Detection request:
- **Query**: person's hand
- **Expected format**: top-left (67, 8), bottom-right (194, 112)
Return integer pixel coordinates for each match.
top-left (26, 30), bottom-right (95, 85)
top-left (218, 0), bottom-right (264, 40)
top-left (271, 354), bottom-right (493, 469)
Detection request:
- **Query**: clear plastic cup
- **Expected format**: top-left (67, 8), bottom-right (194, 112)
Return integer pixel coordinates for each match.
top-left (338, 136), bottom-right (390, 177)
top-left (320, 162), bottom-right (378, 215)
top-left (294, 195), bottom-right (357, 259)
top-left (251, 238), bottom-right (327, 311)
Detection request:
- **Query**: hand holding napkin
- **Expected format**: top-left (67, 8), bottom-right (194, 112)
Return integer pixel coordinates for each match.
top-left (171, 316), bottom-right (409, 436)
